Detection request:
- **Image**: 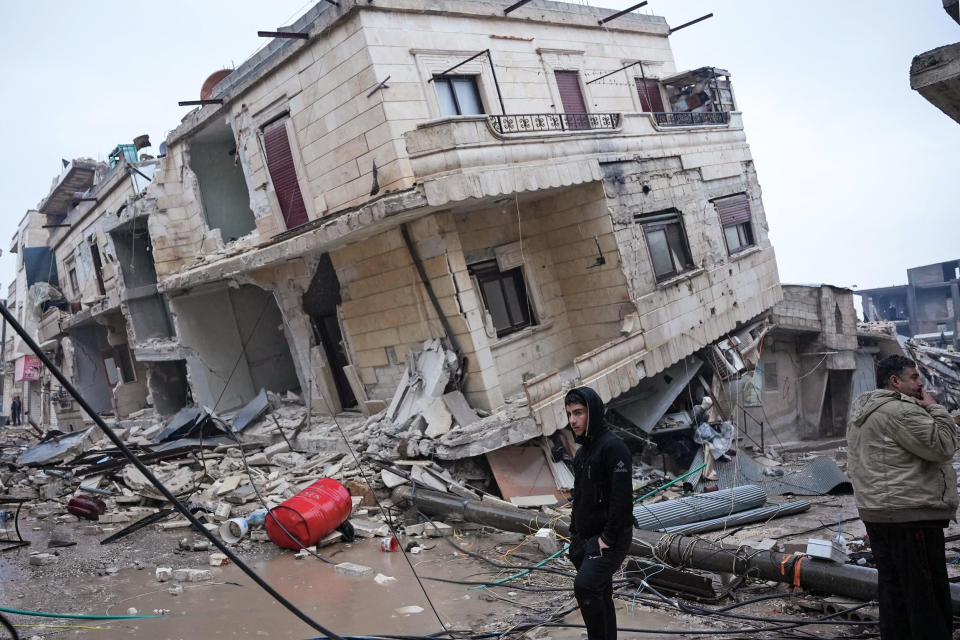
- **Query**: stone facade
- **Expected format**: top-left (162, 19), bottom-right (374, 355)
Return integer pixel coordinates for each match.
top-left (6, 0), bottom-right (784, 437)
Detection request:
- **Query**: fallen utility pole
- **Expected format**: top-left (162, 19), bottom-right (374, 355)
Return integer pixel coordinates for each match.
top-left (394, 486), bottom-right (960, 613)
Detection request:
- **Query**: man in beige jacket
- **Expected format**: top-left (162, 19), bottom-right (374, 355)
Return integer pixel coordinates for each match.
top-left (847, 354), bottom-right (958, 639)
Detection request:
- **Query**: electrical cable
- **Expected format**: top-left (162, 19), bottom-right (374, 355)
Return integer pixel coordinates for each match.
top-left (0, 605), bottom-right (158, 621)
top-left (0, 302), bottom-right (345, 640)
top-left (0, 612), bottom-right (17, 640)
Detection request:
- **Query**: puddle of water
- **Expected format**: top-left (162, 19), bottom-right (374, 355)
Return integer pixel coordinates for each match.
top-left (69, 538), bottom-right (520, 639)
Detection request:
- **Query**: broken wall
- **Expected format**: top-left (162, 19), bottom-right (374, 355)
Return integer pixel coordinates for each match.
top-left (147, 360), bottom-right (190, 416)
top-left (188, 120), bottom-right (257, 244)
top-left (65, 324), bottom-right (115, 415)
top-left (170, 284), bottom-right (299, 412)
top-left (330, 214), bottom-right (503, 410)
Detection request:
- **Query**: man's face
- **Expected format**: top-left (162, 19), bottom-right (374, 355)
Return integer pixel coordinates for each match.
top-left (890, 366), bottom-right (923, 399)
top-left (567, 402), bottom-right (589, 437)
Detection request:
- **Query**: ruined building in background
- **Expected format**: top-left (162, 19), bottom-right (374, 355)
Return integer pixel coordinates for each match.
top-left (4, 0), bottom-right (781, 451)
top-left (4, 150), bottom-right (158, 427)
top-left (857, 259), bottom-right (960, 349)
top-left (911, 0), bottom-right (960, 124)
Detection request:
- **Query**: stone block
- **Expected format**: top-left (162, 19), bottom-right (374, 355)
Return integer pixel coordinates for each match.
top-left (29, 553), bottom-right (58, 566)
top-left (173, 568), bottom-right (214, 582)
top-left (334, 562), bottom-right (374, 577)
top-left (156, 567), bottom-right (173, 582)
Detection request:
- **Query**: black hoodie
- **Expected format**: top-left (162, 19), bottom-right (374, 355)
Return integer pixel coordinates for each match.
top-left (568, 386), bottom-right (634, 547)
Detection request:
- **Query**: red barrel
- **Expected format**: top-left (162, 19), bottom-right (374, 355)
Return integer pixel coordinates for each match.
top-left (265, 478), bottom-right (352, 549)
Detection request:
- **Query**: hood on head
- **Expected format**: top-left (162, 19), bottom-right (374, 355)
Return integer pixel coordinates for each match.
top-left (849, 389), bottom-right (902, 428)
top-left (567, 386), bottom-right (608, 444)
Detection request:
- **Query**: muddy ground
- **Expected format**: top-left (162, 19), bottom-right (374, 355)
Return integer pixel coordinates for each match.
top-left (0, 467), bottom-right (887, 640)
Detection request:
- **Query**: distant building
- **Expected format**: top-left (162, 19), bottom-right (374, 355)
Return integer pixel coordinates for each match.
top-left (857, 259), bottom-right (960, 349)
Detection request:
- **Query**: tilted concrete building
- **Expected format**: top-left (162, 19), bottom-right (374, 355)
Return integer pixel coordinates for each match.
top-left (9, 0), bottom-right (783, 449)
top-left (3, 151), bottom-right (161, 427)
top-left (911, 0), bottom-right (960, 124)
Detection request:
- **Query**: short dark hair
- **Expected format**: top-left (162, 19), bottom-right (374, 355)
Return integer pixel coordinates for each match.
top-left (876, 355), bottom-right (915, 389)
top-left (564, 389), bottom-right (587, 407)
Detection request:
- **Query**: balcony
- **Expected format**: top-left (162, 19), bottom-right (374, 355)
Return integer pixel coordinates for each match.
top-left (654, 111), bottom-right (730, 127)
top-left (405, 111), bottom-right (745, 208)
top-left (489, 113), bottom-right (621, 135)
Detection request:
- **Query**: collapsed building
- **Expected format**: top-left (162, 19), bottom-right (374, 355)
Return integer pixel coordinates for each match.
top-left (4, 0), bottom-right (782, 462)
top-left (857, 258), bottom-right (960, 349)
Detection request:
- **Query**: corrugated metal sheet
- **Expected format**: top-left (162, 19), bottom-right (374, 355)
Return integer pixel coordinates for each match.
top-left (686, 450), bottom-right (851, 496)
top-left (661, 500), bottom-right (811, 534)
top-left (633, 485), bottom-right (766, 531)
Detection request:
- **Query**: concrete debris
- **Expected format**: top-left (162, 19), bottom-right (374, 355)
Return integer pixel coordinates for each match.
top-left (334, 562), bottom-right (374, 577)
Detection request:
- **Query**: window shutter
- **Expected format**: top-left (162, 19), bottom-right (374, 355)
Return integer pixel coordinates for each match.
top-left (262, 120), bottom-right (309, 229)
top-left (555, 71), bottom-right (587, 114)
top-left (715, 194), bottom-right (751, 226)
top-left (635, 78), bottom-right (664, 112)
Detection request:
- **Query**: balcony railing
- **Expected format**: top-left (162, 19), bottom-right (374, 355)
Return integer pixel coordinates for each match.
top-left (654, 111), bottom-right (730, 127)
top-left (489, 112), bottom-right (621, 135)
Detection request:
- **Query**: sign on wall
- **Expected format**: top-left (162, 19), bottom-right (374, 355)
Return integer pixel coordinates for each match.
top-left (15, 355), bottom-right (41, 382)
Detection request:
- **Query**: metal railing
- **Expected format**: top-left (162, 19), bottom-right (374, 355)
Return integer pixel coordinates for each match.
top-left (489, 112), bottom-right (621, 134)
top-left (654, 111), bottom-right (729, 126)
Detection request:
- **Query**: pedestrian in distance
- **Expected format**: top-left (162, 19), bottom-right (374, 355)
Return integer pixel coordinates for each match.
top-left (847, 354), bottom-right (958, 639)
top-left (10, 396), bottom-right (21, 426)
top-left (565, 386), bottom-right (634, 640)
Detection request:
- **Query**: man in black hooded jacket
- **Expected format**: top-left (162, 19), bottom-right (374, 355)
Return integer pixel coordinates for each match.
top-left (566, 386), bottom-right (634, 640)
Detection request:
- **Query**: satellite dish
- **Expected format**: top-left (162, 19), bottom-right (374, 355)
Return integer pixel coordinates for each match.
top-left (200, 69), bottom-right (234, 100)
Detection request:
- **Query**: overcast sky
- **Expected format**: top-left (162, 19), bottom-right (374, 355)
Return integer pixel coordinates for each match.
top-left (0, 1), bottom-right (956, 296)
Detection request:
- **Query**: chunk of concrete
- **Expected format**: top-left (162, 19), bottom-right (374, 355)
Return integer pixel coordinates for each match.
top-left (173, 568), bottom-right (214, 582)
top-left (334, 562), bottom-right (373, 577)
top-left (29, 553), bottom-right (58, 566)
top-left (380, 469), bottom-right (408, 489)
top-left (156, 567), bottom-right (173, 582)
top-left (209, 553), bottom-right (229, 567)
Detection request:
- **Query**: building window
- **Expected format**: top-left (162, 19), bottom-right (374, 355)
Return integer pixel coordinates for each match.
top-left (714, 194), bottom-right (755, 255)
top-left (634, 208), bottom-right (695, 281)
top-left (434, 75), bottom-right (484, 116)
top-left (469, 260), bottom-right (532, 338)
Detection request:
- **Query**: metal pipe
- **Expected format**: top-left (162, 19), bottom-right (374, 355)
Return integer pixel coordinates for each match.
top-left (669, 13), bottom-right (714, 34)
top-left (599, 1), bottom-right (648, 25)
top-left (586, 60), bottom-right (642, 86)
top-left (503, 0), bottom-right (533, 15)
top-left (394, 486), bottom-right (960, 612)
top-left (0, 298), bottom-right (344, 638)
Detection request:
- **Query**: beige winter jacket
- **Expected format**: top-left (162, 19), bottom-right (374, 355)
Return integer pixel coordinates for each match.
top-left (846, 389), bottom-right (958, 523)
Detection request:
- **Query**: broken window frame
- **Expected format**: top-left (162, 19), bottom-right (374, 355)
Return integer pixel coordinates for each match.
top-left (469, 259), bottom-right (534, 338)
top-left (434, 75), bottom-right (485, 117)
top-left (635, 208), bottom-right (695, 282)
top-left (88, 240), bottom-right (106, 296)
